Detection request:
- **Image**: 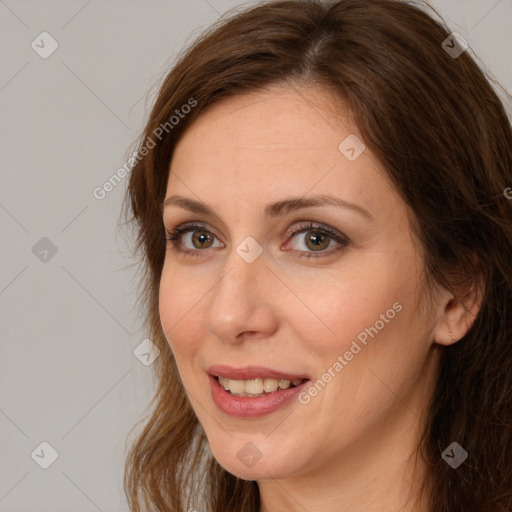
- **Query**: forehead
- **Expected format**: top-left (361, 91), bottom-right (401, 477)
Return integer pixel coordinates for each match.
top-left (172, 86), bottom-right (354, 158)
top-left (167, 86), bottom-right (398, 217)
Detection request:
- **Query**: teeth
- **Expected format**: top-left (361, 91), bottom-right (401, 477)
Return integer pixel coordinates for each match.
top-left (217, 376), bottom-right (303, 395)
top-left (218, 376), bottom-right (230, 390)
top-left (245, 379), bottom-right (264, 394)
top-left (263, 378), bottom-right (279, 392)
top-left (279, 379), bottom-right (291, 390)
top-left (228, 379), bottom-right (245, 394)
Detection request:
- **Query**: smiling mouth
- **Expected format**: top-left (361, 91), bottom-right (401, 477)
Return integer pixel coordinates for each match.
top-left (216, 376), bottom-right (308, 397)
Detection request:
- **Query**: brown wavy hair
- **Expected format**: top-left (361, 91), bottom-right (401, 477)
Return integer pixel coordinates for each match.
top-left (121, 1), bottom-right (512, 510)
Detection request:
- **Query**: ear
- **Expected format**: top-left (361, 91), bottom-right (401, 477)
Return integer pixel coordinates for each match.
top-left (433, 272), bottom-right (484, 346)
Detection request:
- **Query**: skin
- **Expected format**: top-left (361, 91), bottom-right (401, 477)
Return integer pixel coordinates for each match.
top-left (159, 85), bottom-right (479, 512)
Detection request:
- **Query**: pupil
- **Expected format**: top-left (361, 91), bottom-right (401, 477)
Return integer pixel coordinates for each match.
top-left (307, 231), bottom-right (328, 250)
top-left (193, 231), bottom-right (212, 248)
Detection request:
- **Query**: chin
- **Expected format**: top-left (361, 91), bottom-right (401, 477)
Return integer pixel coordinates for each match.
top-left (206, 432), bottom-right (306, 481)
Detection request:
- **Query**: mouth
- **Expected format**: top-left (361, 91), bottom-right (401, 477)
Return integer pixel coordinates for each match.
top-left (215, 375), bottom-right (307, 397)
top-left (207, 365), bottom-right (311, 417)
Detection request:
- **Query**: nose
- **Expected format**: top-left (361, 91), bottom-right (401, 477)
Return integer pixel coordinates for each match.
top-left (204, 249), bottom-right (279, 344)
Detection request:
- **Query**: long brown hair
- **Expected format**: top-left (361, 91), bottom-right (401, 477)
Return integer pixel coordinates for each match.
top-left (121, 1), bottom-right (512, 510)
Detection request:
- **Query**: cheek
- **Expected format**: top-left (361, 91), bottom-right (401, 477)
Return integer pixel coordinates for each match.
top-left (158, 266), bottom-right (205, 362)
top-left (285, 264), bottom-right (409, 360)
top-left (302, 263), bottom-right (431, 414)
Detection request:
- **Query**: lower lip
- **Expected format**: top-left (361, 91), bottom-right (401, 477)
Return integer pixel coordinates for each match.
top-left (209, 375), bottom-right (309, 418)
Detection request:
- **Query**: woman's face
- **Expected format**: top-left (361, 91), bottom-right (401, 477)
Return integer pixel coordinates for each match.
top-left (159, 86), bottom-right (443, 484)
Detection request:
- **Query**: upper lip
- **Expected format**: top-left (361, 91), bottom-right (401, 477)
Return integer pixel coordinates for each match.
top-left (208, 364), bottom-right (310, 381)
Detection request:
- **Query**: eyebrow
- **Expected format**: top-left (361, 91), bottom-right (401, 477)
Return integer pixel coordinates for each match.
top-left (162, 194), bottom-right (373, 220)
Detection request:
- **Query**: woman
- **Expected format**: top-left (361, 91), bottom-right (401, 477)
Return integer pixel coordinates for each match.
top-left (121, 1), bottom-right (512, 510)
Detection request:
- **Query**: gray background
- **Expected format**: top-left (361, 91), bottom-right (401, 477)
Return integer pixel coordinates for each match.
top-left (1, 1), bottom-right (511, 511)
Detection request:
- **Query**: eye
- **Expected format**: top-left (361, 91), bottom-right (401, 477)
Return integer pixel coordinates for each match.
top-left (164, 221), bottom-right (349, 260)
top-left (284, 222), bottom-right (349, 258)
top-left (165, 223), bottom-right (223, 256)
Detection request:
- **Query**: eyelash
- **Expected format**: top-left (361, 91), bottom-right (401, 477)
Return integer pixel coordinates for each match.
top-left (164, 221), bottom-right (350, 260)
